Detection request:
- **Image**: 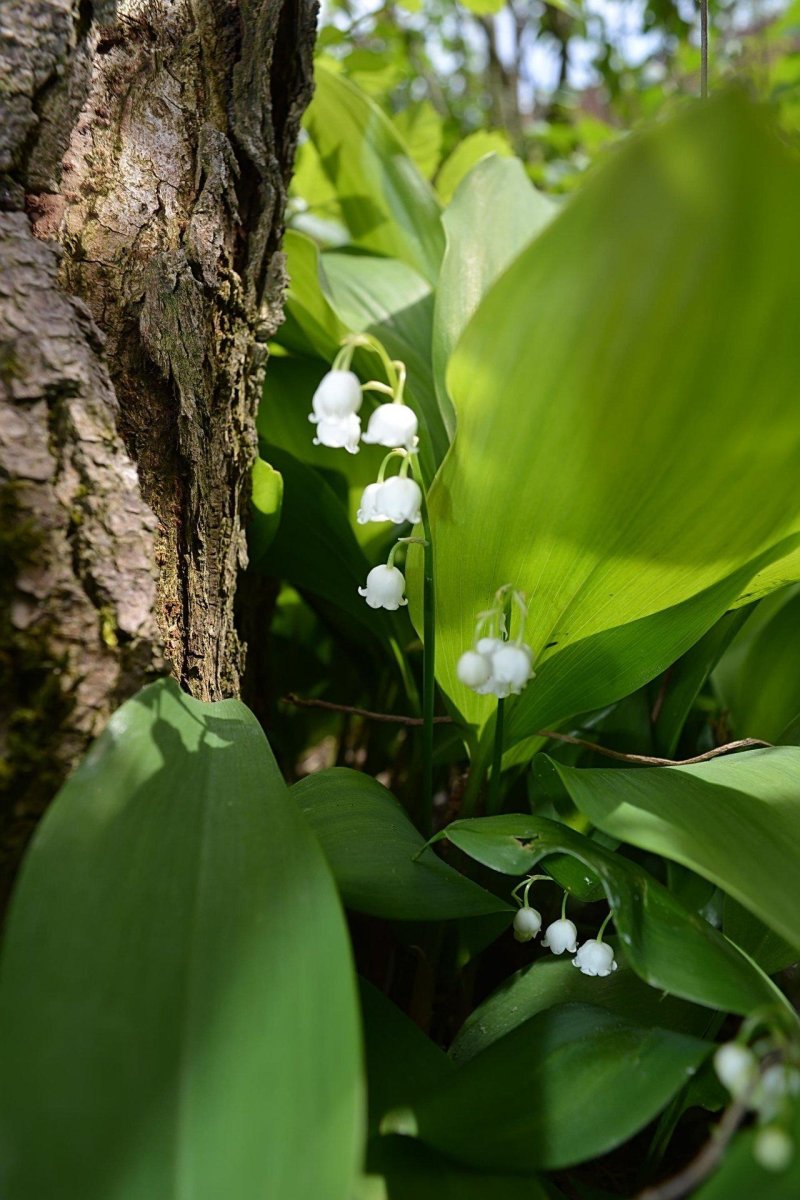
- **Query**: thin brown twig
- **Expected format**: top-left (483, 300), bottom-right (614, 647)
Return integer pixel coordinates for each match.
top-left (635, 1098), bottom-right (748, 1200)
top-left (283, 695), bottom-right (772, 764)
top-left (283, 693), bottom-right (452, 726)
top-left (535, 731), bottom-right (773, 767)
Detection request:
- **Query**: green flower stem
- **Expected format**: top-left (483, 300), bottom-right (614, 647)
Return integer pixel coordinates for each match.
top-left (486, 698), bottom-right (505, 816)
top-left (419, 501), bottom-right (435, 837)
top-left (561, 891), bottom-right (569, 920)
top-left (596, 910), bottom-right (614, 943)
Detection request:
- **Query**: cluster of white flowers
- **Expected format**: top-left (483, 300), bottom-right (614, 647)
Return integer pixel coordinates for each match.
top-left (308, 336), bottom-right (418, 458)
top-left (714, 1040), bottom-right (800, 1172)
top-left (457, 588), bottom-right (535, 699)
top-left (511, 876), bottom-right (618, 977)
top-left (307, 337), bottom-right (423, 610)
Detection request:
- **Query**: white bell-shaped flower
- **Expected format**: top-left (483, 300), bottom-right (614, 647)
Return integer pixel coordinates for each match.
top-left (310, 370), bottom-right (362, 420)
top-left (357, 483), bottom-right (387, 525)
top-left (713, 1043), bottom-right (759, 1101)
top-left (490, 644), bottom-right (534, 697)
top-left (753, 1127), bottom-right (794, 1173)
top-left (313, 413), bottom-right (361, 454)
top-left (362, 403), bottom-right (418, 451)
top-left (471, 637), bottom-right (502, 695)
top-left (358, 564), bottom-right (407, 610)
top-left (542, 918), bottom-right (578, 955)
top-left (572, 939), bottom-right (618, 977)
top-left (755, 1063), bottom-right (800, 1121)
top-left (513, 906), bottom-right (542, 943)
top-left (375, 476), bottom-right (422, 524)
top-left (456, 650), bottom-right (492, 689)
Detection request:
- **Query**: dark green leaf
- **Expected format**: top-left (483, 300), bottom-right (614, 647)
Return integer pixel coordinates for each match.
top-left (383, 1003), bottom-right (710, 1171)
top-left (0, 679), bottom-right (363, 1200)
top-left (292, 768), bottom-right (510, 919)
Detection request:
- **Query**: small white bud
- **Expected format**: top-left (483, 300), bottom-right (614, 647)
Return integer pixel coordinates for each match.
top-left (310, 370), bottom-right (363, 420)
top-left (542, 918), bottom-right (578, 955)
top-left (362, 403), bottom-right (418, 451)
top-left (357, 564), bottom-right (408, 611)
top-left (513, 906), bottom-right (542, 943)
top-left (572, 939), bottom-right (618, 977)
top-left (456, 650), bottom-right (492, 689)
top-left (713, 1043), bottom-right (759, 1101)
top-left (754, 1063), bottom-right (800, 1121)
top-left (753, 1127), bottom-right (794, 1173)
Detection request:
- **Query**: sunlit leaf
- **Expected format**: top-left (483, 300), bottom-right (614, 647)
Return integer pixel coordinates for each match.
top-left (0, 680), bottom-right (363, 1200)
top-left (306, 66), bottom-right (444, 283)
top-left (554, 746), bottom-right (800, 950)
top-left (431, 814), bottom-right (786, 1015)
top-left (435, 131), bottom-right (513, 204)
top-left (433, 155), bottom-right (555, 426)
top-left (412, 96), bottom-right (800, 742)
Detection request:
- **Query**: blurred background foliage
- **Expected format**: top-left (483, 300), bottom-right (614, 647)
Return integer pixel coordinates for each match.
top-left (291, 0), bottom-right (800, 200)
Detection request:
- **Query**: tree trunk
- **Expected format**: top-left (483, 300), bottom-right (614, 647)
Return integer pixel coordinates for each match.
top-left (0, 0), bottom-right (317, 897)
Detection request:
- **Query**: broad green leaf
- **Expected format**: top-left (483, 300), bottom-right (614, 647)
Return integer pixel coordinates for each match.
top-left (433, 155), bottom-right (555, 427)
top-left (723, 897), bottom-right (797, 975)
top-left (500, 540), bottom-right (799, 751)
top-left (249, 457), bottom-right (283, 565)
top-left (432, 814), bottom-right (786, 1015)
top-left (554, 747), bottom-right (800, 950)
top-left (450, 956), bottom-right (712, 1064)
top-left (306, 66), bottom-right (444, 283)
top-left (279, 229), bottom-right (347, 359)
top-left (714, 587), bottom-right (800, 741)
top-left (292, 768), bottom-right (511, 919)
top-left (653, 608), bottom-right (750, 756)
top-left (458, 0), bottom-right (506, 15)
top-left (412, 95), bottom-right (800, 736)
top-left (435, 131), bottom-right (513, 204)
top-left (0, 679), bottom-right (363, 1200)
top-left (321, 252), bottom-right (450, 480)
top-left (360, 1137), bottom-right (550, 1200)
top-left (383, 1003), bottom-right (710, 1171)
top-left (392, 101), bottom-right (444, 179)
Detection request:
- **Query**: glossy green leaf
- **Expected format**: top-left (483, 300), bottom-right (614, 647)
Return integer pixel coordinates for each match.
top-left (554, 747), bottom-right (800, 950)
top-left (411, 95), bottom-right (800, 736)
top-left (360, 1137), bottom-right (550, 1200)
top-left (432, 814), bottom-right (786, 1015)
top-left (435, 131), bottom-right (513, 203)
top-left (306, 66), bottom-right (444, 283)
top-left (714, 587), bottom-right (800, 741)
top-left (292, 768), bottom-right (511, 920)
top-left (383, 1003), bottom-right (710, 1171)
top-left (433, 155), bottom-right (555, 425)
top-left (653, 608), bottom-right (750, 756)
top-left (450, 955), bottom-right (712, 1064)
top-left (723, 897), bottom-right (797, 976)
top-left (0, 679), bottom-right (363, 1200)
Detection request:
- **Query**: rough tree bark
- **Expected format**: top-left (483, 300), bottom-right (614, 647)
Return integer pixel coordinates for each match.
top-left (0, 0), bottom-right (317, 897)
